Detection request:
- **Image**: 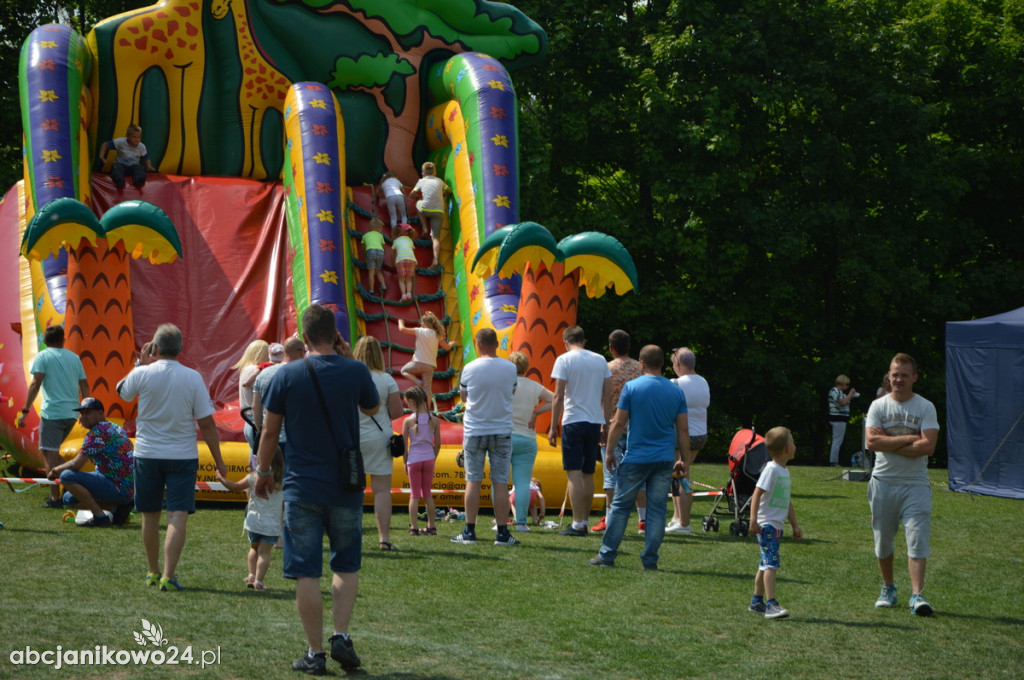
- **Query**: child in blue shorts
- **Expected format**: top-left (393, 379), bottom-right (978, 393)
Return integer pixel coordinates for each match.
top-left (748, 426), bottom-right (802, 619)
top-left (221, 446), bottom-right (285, 591)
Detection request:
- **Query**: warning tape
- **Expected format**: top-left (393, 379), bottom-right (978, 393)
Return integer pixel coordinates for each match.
top-left (5, 478), bottom-right (720, 497)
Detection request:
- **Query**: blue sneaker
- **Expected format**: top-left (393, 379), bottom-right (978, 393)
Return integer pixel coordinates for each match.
top-left (875, 584), bottom-right (897, 608)
top-left (764, 601), bottom-right (790, 619)
top-left (749, 599), bottom-right (766, 613)
top-left (159, 575), bottom-right (185, 591)
top-left (910, 592), bottom-right (933, 616)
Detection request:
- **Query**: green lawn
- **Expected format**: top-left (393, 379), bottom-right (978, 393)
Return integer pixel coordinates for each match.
top-left (0, 463), bottom-right (1020, 679)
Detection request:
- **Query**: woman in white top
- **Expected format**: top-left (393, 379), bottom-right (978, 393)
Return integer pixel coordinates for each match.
top-left (668, 347), bottom-right (710, 533)
top-left (232, 339), bottom-right (269, 457)
top-left (508, 351), bottom-right (553, 531)
top-left (353, 336), bottom-right (405, 551)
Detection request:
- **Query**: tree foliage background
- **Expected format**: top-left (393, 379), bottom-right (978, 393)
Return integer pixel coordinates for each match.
top-left (3, 0), bottom-right (1023, 462)
top-left (513, 0), bottom-right (1024, 463)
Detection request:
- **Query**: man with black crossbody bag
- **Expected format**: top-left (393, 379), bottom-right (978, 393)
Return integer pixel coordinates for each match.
top-left (255, 304), bottom-right (379, 674)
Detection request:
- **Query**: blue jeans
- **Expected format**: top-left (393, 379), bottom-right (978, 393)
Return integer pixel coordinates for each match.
top-left (598, 460), bottom-right (673, 567)
top-left (510, 434), bottom-right (538, 524)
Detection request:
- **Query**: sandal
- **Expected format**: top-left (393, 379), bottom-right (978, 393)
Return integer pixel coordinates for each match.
top-left (379, 541), bottom-right (399, 551)
top-left (408, 527), bottom-right (420, 535)
top-left (424, 527), bottom-right (437, 535)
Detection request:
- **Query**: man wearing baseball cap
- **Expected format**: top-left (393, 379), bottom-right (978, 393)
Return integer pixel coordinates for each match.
top-left (47, 397), bottom-right (135, 528)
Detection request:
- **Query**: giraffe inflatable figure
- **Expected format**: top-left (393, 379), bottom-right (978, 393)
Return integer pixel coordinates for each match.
top-left (210, 0), bottom-right (290, 179)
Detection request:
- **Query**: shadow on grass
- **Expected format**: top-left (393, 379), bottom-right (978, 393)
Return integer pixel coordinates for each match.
top-left (792, 617), bottom-right (920, 630)
top-left (930, 611), bottom-right (1024, 626)
top-left (185, 587), bottom-right (295, 600)
top-left (342, 671), bottom-right (462, 679)
top-left (2, 527), bottom-right (62, 535)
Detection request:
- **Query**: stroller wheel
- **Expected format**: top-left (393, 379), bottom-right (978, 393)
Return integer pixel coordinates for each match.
top-left (738, 519), bottom-right (750, 537)
top-left (701, 517), bottom-right (711, 532)
top-left (710, 516), bottom-right (719, 532)
top-left (729, 521), bottom-right (741, 536)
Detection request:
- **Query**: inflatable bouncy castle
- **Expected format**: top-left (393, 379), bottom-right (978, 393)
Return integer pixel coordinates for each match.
top-left (1, 0), bottom-right (637, 506)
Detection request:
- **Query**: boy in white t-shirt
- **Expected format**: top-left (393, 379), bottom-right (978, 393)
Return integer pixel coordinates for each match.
top-left (97, 124), bottom-right (156, 189)
top-left (748, 426), bottom-right (802, 619)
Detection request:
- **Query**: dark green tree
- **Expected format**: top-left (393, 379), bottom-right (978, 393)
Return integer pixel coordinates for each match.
top-left (514, 0), bottom-right (1024, 463)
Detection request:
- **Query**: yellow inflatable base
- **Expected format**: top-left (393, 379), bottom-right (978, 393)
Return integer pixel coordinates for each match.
top-left (59, 435), bottom-right (586, 509)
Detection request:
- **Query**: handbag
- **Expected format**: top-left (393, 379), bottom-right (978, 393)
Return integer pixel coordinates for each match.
top-left (372, 413), bottom-right (406, 458)
top-left (304, 358), bottom-right (365, 491)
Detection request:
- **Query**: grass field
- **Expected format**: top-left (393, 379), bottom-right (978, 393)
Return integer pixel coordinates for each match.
top-left (0, 463), bottom-right (1021, 679)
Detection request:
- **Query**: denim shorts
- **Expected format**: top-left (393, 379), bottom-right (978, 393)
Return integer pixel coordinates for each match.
top-left (248, 531), bottom-right (280, 546)
top-left (758, 525), bottom-right (783, 571)
top-left (282, 502), bottom-right (362, 578)
top-left (463, 434), bottom-right (512, 483)
top-left (60, 469), bottom-right (132, 507)
top-left (40, 418), bottom-right (76, 451)
top-left (561, 422), bottom-right (602, 473)
top-left (133, 457), bottom-right (198, 513)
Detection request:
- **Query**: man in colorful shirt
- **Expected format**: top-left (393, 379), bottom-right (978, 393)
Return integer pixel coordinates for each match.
top-left (47, 398), bottom-right (134, 528)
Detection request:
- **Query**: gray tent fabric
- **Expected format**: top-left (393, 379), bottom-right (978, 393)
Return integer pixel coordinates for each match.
top-left (946, 306), bottom-right (1024, 499)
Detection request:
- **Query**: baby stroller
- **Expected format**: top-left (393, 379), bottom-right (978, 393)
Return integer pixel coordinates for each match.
top-left (701, 427), bottom-right (771, 536)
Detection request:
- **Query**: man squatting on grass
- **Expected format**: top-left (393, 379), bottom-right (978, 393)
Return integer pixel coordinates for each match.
top-left (47, 397), bottom-right (135, 527)
top-left (255, 304), bottom-right (380, 674)
top-left (865, 352), bottom-right (939, 616)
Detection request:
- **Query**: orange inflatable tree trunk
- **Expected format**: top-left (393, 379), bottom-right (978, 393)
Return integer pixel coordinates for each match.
top-left (64, 238), bottom-right (136, 421)
top-left (512, 261), bottom-right (579, 434)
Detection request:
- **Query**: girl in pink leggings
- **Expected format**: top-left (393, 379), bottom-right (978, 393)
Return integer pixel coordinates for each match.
top-left (402, 387), bottom-right (440, 535)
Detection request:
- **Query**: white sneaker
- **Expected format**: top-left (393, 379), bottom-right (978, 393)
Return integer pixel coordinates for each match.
top-left (514, 523), bottom-right (531, 532)
top-left (666, 521), bottom-right (692, 535)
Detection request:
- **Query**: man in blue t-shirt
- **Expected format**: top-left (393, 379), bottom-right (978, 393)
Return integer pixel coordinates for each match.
top-left (255, 305), bottom-right (379, 675)
top-left (16, 325), bottom-right (89, 508)
top-left (590, 345), bottom-right (690, 571)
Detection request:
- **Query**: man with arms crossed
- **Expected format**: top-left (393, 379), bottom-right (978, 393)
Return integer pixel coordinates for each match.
top-left (865, 352), bottom-right (939, 616)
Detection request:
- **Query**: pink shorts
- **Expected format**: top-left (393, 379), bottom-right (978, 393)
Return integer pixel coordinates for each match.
top-left (407, 459), bottom-right (436, 498)
top-left (397, 259), bottom-right (416, 277)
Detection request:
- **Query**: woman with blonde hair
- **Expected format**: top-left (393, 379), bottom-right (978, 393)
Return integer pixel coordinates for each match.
top-left (397, 311), bottom-right (451, 402)
top-left (232, 340), bottom-right (269, 458)
top-left (508, 351), bottom-right (553, 531)
top-left (353, 335), bottom-right (405, 550)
